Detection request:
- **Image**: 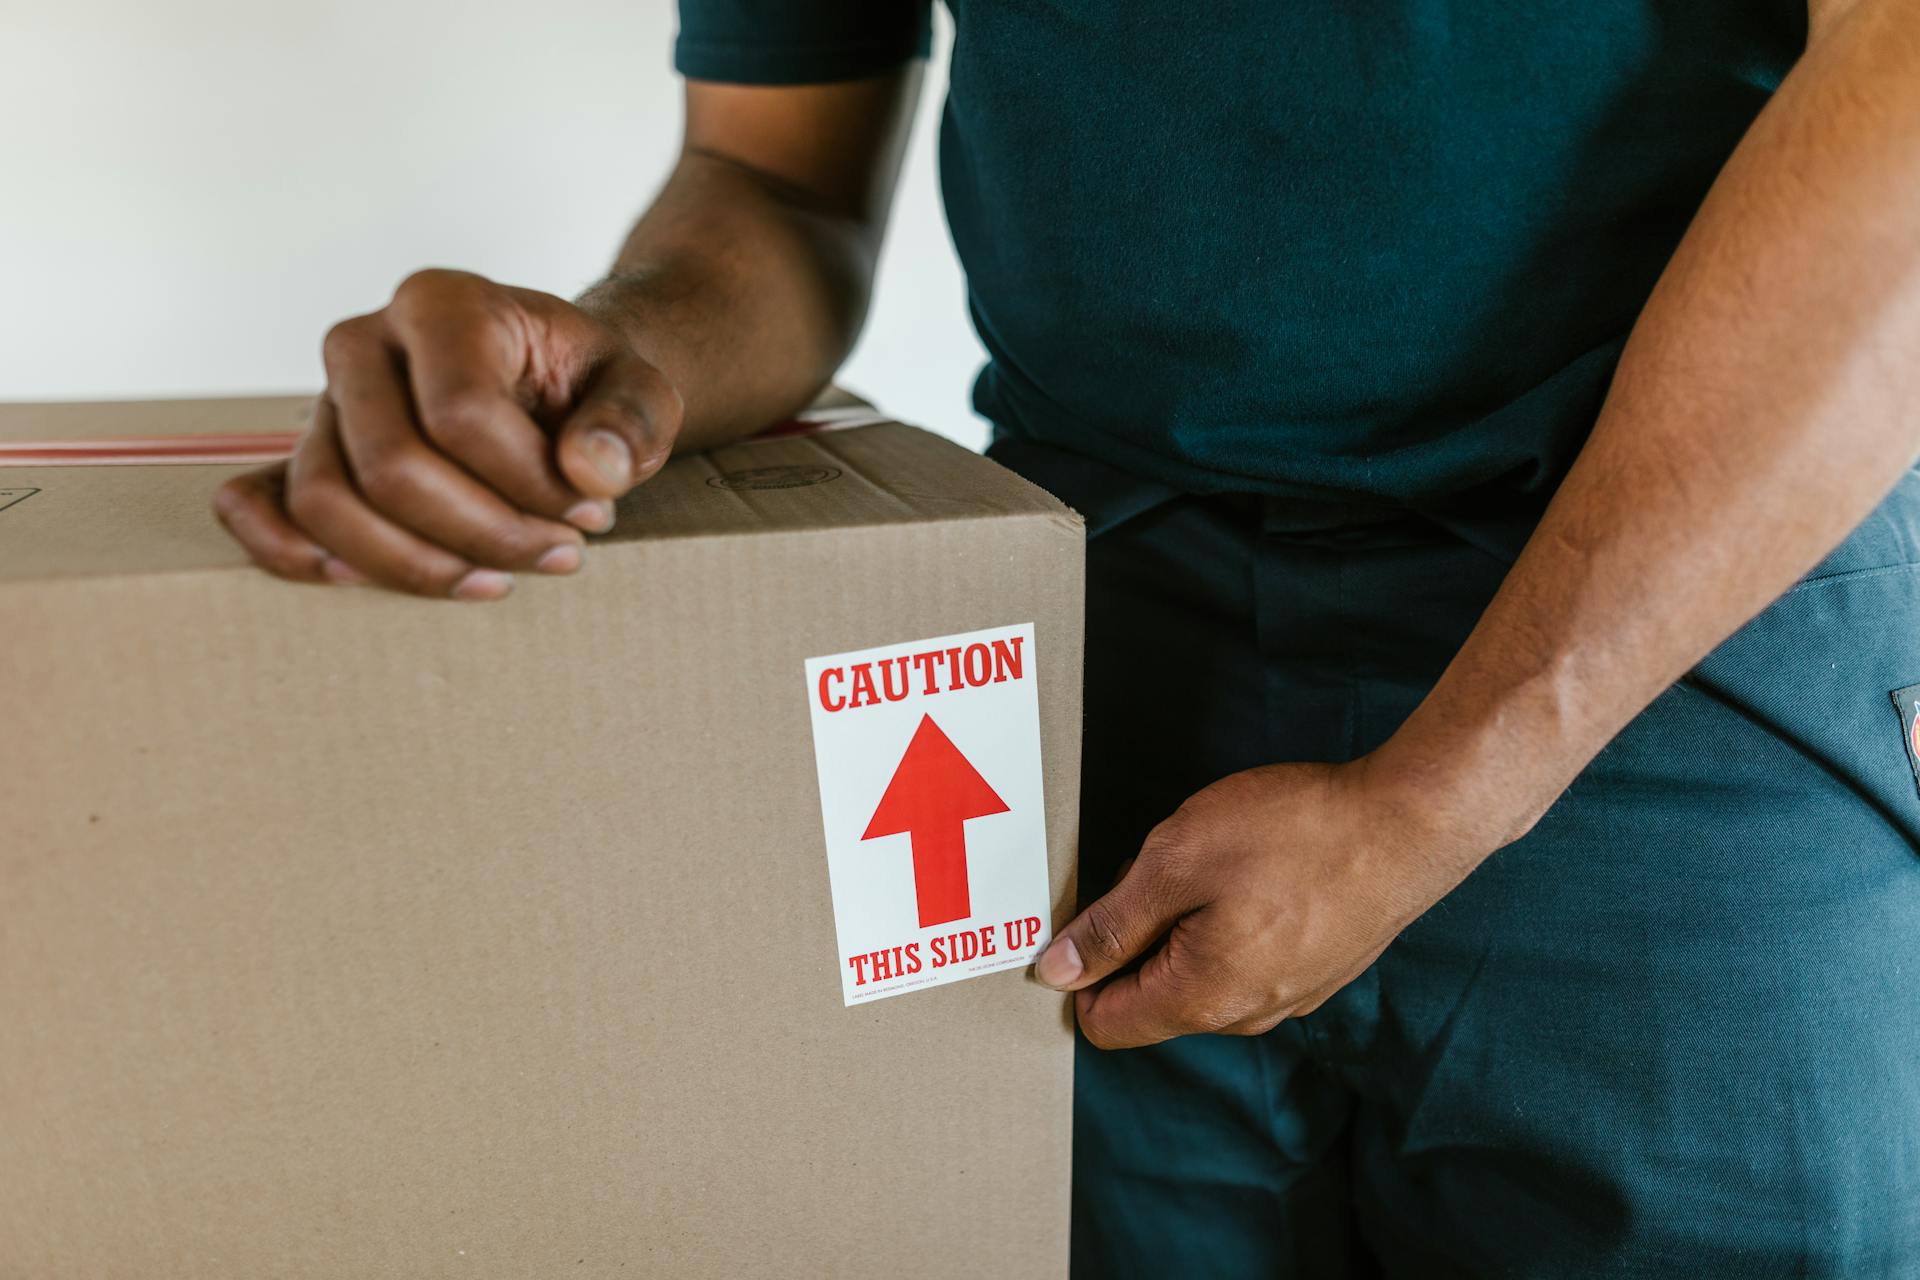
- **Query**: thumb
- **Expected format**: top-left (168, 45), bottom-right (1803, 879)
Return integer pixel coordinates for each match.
top-left (556, 352), bottom-right (684, 500)
top-left (1034, 855), bottom-right (1189, 993)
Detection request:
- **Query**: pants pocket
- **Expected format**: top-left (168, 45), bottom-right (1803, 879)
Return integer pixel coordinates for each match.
top-left (1688, 476), bottom-right (1920, 853)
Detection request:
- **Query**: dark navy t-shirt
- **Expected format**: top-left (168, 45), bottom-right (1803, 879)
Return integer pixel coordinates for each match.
top-left (675, 2), bottom-right (1803, 528)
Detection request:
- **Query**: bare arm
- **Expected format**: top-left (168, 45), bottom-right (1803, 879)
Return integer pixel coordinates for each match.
top-left (216, 70), bottom-right (920, 597)
top-left (1375, 0), bottom-right (1920, 859)
top-left (1037, 0), bottom-right (1920, 1047)
top-left (580, 73), bottom-right (921, 450)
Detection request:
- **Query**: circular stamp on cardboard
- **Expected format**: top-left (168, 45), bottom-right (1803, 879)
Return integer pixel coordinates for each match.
top-left (707, 465), bottom-right (843, 491)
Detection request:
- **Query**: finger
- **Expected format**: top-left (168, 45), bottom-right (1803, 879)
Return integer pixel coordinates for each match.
top-left (1033, 854), bottom-right (1192, 993)
top-left (212, 463), bottom-right (333, 583)
top-left (554, 351), bottom-right (683, 500)
top-left (324, 317), bottom-right (586, 574)
top-left (1074, 944), bottom-right (1200, 1050)
top-left (385, 280), bottom-right (611, 532)
top-left (284, 400), bottom-right (509, 600)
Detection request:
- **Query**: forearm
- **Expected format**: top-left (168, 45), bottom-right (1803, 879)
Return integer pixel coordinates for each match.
top-left (1374, 0), bottom-right (1920, 855)
top-left (576, 157), bottom-right (869, 449)
top-left (578, 73), bottom-right (921, 451)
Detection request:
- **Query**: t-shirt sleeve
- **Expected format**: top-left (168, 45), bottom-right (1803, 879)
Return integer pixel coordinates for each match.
top-left (675, 1), bottom-right (933, 85)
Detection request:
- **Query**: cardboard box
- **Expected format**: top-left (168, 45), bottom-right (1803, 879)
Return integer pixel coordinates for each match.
top-left (0, 397), bottom-right (1084, 1277)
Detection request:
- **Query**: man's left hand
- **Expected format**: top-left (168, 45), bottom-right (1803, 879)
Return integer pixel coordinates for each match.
top-left (1033, 759), bottom-right (1483, 1049)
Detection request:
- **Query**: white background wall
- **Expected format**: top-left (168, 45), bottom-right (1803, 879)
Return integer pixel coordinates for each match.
top-left (0, 0), bottom-right (989, 448)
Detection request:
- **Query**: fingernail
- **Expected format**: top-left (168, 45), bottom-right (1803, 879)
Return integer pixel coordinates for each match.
top-left (581, 430), bottom-right (631, 489)
top-left (1034, 937), bottom-right (1082, 990)
top-left (563, 500), bottom-right (616, 534)
top-left (450, 569), bottom-right (514, 601)
top-left (534, 544), bottom-right (581, 575)
top-left (635, 447), bottom-right (671, 479)
top-left (320, 556), bottom-right (368, 586)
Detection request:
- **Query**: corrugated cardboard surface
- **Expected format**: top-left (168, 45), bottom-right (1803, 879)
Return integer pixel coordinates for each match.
top-left (0, 399), bottom-right (1084, 1277)
top-left (0, 393), bottom-right (315, 443)
top-left (0, 399), bottom-right (1057, 582)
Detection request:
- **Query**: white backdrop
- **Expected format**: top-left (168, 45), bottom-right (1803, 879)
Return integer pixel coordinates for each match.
top-left (0, 0), bottom-right (989, 448)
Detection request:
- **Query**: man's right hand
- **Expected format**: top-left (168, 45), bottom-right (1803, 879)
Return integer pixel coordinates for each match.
top-left (214, 268), bottom-right (683, 600)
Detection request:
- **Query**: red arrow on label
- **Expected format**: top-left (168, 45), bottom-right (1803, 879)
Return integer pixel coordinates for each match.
top-left (861, 713), bottom-right (1010, 928)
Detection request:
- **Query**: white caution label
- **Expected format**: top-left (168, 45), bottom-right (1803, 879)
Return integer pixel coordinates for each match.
top-left (804, 623), bottom-right (1052, 1005)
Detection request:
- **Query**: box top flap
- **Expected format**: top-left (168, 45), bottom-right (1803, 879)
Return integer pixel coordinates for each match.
top-left (0, 396), bottom-right (1079, 585)
top-left (0, 394), bottom-right (317, 443)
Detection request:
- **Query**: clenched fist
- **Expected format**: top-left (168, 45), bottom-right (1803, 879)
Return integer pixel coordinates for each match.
top-left (214, 268), bottom-right (682, 599)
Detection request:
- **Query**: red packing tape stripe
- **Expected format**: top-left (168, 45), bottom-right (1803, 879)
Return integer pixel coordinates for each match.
top-left (0, 411), bottom-right (882, 468)
top-left (0, 431), bottom-right (304, 467)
